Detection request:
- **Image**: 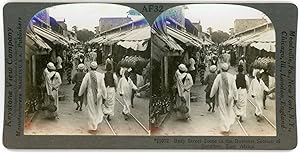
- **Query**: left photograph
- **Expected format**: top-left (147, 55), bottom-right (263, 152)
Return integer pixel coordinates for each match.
top-left (24, 3), bottom-right (151, 135)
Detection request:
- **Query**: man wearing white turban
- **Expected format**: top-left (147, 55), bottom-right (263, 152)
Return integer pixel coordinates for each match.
top-left (72, 64), bottom-right (86, 111)
top-left (45, 62), bottom-right (62, 119)
top-left (210, 63), bottom-right (238, 135)
top-left (78, 62), bottom-right (107, 134)
top-left (174, 64), bottom-right (193, 120)
top-left (249, 71), bottom-right (275, 122)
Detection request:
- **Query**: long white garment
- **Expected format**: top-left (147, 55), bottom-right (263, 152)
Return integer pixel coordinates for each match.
top-left (136, 74), bottom-right (144, 87)
top-left (103, 87), bottom-right (115, 116)
top-left (234, 75), bottom-right (250, 118)
top-left (46, 71), bottom-right (62, 117)
top-left (210, 72), bottom-right (238, 132)
top-left (175, 71), bottom-right (193, 119)
top-left (249, 78), bottom-right (270, 116)
top-left (118, 77), bottom-right (138, 114)
top-left (43, 68), bottom-right (51, 95)
top-left (268, 76), bottom-right (276, 99)
top-left (78, 71), bottom-right (107, 130)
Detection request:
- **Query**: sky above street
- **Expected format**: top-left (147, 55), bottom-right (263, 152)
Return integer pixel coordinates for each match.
top-left (49, 3), bottom-right (131, 31)
top-left (47, 3), bottom-right (271, 33)
top-left (184, 4), bottom-right (271, 33)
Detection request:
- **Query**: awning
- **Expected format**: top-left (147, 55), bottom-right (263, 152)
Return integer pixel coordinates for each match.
top-left (152, 28), bottom-right (183, 52)
top-left (250, 42), bottom-right (275, 52)
top-left (151, 28), bottom-right (183, 61)
top-left (117, 40), bottom-right (148, 51)
top-left (26, 31), bottom-right (51, 51)
top-left (67, 38), bottom-right (80, 44)
top-left (223, 29), bottom-right (275, 52)
top-left (99, 32), bottom-right (126, 45)
top-left (241, 30), bottom-right (275, 45)
top-left (166, 26), bottom-right (202, 48)
top-left (112, 26), bottom-right (150, 51)
top-left (239, 30), bottom-right (275, 52)
top-left (222, 37), bottom-right (239, 46)
top-left (88, 35), bottom-right (105, 44)
top-left (203, 37), bottom-right (214, 45)
top-left (33, 25), bottom-right (69, 46)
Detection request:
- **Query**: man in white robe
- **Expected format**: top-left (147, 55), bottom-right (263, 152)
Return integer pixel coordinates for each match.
top-left (118, 70), bottom-right (138, 120)
top-left (78, 62), bottom-right (107, 134)
top-left (234, 65), bottom-right (250, 122)
top-left (45, 63), bottom-right (62, 119)
top-left (103, 63), bottom-right (118, 121)
top-left (175, 64), bottom-right (193, 120)
top-left (210, 63), bottom-right (238, 135)
top-left (43, 63), bottom-right (52, 97)
top-left (249, 70), bottom-right (275, 122)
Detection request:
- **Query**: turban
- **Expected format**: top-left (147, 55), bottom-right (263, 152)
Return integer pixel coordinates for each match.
top-left (221, 63), bottom-right (229, 71)
top-left (77, 64), bottom-right (85, 70)
top-left (178, 64), bottom-right (188, 72)
top-left (47, 62), bottom-right (56, 70)
top-left (209, 65), bottom-right (217, 72)
top-left (90, 61), bottom-right (98, 69)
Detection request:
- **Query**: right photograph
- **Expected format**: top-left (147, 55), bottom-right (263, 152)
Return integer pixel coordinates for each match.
top-left (150, 4), bottom-right (276, 136)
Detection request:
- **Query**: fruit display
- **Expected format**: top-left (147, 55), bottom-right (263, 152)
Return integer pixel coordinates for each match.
top-left (118, 56), bottom-right (148, 68)
top-left (252, 57), bottom-right (275, 70)
top-left (150, 93), bottom-right (175, 124)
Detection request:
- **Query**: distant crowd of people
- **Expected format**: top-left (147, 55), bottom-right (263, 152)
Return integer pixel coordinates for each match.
top-left (41, 48), bottom-right (149, 134)
top-left (173, 48), bottom-right (275, 135)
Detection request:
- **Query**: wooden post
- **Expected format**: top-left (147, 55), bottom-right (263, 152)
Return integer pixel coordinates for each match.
top-left (32, 55), bottom-right (36, 87)
top-left (164, 56), bottom-right (168, 92)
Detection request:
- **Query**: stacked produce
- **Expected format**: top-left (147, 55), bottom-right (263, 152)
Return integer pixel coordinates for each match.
top-left (252, 57), bottom-right (275, 70)
top-left (119, 56), bottom-right (148, 68)
top-left (150, 93), bottom-right (174, 124)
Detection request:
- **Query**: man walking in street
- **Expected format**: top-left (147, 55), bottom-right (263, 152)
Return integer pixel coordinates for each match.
top-left (234, 65), bottom-right (249, 122)
top-left (249, 70), bottom-right (275, 122)
top-left (210, 63), bottom-right (238, 135)
top-left (45, 62), bottom-right (62, 120)
top-left (204, 65), bottom-right (217, 112)
top-left (78, 62), bottom-right (107, 134)
top-left (56, 55), bottom-right (63, 82)
top-left (72, 63), bottom-right (86, 111)
top-left (118, 70), bottom-right (139, 120)
top-left (103, 63), bottom-right (118, 121)
top-left (189, 56), bottom-right (196, 84)
top-left (174, 64), bottom-right (193, 120)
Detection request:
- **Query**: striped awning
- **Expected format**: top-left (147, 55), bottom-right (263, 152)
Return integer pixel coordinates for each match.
top-left (33, 25), bottom-right (69, 46)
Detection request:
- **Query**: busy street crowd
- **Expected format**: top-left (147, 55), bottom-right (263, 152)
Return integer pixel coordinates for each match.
top-left (26, 45), bottom-right (150, 135)
top-left (159, 47), bottom-right (276, 136)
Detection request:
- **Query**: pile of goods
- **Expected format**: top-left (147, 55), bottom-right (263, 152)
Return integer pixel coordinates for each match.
top-left (25, 87), bottom-right (44, 114)
top-left (252, 57), bottom-right (275, 70)
top-left (118, 56), bottom-right (148, 68)
top-left (150, 93), bottom-right (174, 124)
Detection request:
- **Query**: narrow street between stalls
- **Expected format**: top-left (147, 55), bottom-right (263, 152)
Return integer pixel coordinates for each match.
top-left (25, 61), bottom-right (150, 136)
top-left (151, 66), bottom-right (276, 136)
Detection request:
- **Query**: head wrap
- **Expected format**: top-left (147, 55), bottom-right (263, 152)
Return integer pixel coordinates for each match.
top-left (90, 61), bottom-right (98, 69)
top-left (47, 62), bottom-right (56, 70)
top-left (78, 64), bottom-right (85, 70)
top-left (209, 65), bottom-right (217, 72)
top-left (221, 63), bottom-right (229, 71)
top-left (178, 64), bottom-right (188, 72)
